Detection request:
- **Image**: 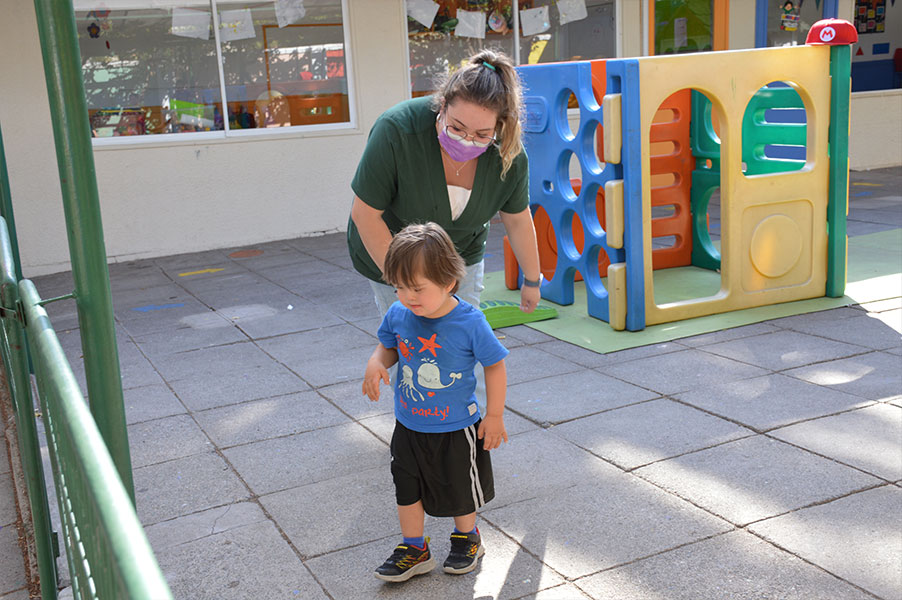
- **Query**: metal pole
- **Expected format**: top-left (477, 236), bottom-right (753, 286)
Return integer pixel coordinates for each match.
top-left (0, 123), bottom-right (24, 281)
top-left (32, 0), bottom-right (134, 502)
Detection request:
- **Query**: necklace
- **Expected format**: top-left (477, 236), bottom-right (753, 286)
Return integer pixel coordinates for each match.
top-left (442, 148), bottom-right (469, 177)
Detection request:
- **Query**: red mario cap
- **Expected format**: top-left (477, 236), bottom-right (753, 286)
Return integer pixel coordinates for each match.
top-left (806, 19), bottom-right (858, 45)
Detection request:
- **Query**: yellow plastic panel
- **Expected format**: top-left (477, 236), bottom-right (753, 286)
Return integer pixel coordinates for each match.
top-left (635, 45), bottom-right (831, 326)
top-left (607, 263), bottom-right (626, 331)
top-left (603, 94), bottom-right (622, 164)
top-left (605, 179), bottom-right (624, 248)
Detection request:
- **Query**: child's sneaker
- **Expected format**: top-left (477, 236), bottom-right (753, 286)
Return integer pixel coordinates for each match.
top-left (374, 538), bottom-right (435, 582)
top-left (443, 530), bottom-right (484, 574)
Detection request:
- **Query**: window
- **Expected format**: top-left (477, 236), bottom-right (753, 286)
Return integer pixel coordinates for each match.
top-left (654, 0), bottom-right (714, 55)
top-left (765, 0), bottom-right (822, 47)
top-left (406, 0), bottom-right (616, 97)
top-left (74, 0), bottom-right (352, 139)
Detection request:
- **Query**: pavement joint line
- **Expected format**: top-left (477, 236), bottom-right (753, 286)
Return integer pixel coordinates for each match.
top-left (760, 428), bottom-right (901, 484)
top-left (742, 523), bottom-right (889, 600)
top-left (693, 335), bottom-right (877, 372)
top-left (477, 512), bottom-right (571, 587)
top-left (215, 420), bottom-right (351, 452)
top-left (532, 395), bottom-right (674, 429)
top-left (592, 357), bottom-right (774, 398)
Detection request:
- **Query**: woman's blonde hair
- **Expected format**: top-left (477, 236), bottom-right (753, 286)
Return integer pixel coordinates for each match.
top-left (383, 222), bottom-right (467, 295)
top-left (432, 49), bottom-right (524, 179)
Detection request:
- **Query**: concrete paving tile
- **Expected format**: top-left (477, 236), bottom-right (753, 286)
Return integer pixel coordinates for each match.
top-left (144, 501), bottom-right (269, 552)
top-left (130, 323), bottom-right (248, 357)
top-left (223, 422), bottom-right (386, 495)
top-left (505, 346), bottom-right (583, 386)
top-left (256, 324), bottom-right (376, 370)
top-left (551, 399), bottom-right (752, 470)
top-left (518, 584), bottom-right (593, 600)
top-left (155, 520), bottom-right (328, 600)
top-left (118, 355), bottom-right (166, 392)
top-left (193, 391), bottom-right (350, 448)
top-left (599, 342), bottom-right (687, 364)
top-left (318, 379), bottom-right (391, 419)
top-left (0, 525), bottom-right (26, 594)
top-left (601, 349), bottom-right (768, 395)
top-left (124, 384), bottom-right (187, 425)
top-left (282, 344), bottom-right (377, 388)
top-left (777, 312), bottom-right (902, 351)
top-left (749, 486), bottom-right (902, 600)
top-left (228, 302), bottom-right (345, 339)
top-left (257, 259), bottom-right (345, 285)
top-left (506, 370), bottom-right (659, 425)
top-left (153, 249), bottom-right (233, 273)
top-left (149, 341), bottom-right (278, 381)
top-left (107, 262), bottom-right (171, 292)
top-left (260, 467), bottom-right (397, 557)
top-left (767, 307), bottom-right (866, 329)
top-left (117, 303), bottom-right (219, 337)
top-left (884, 345), bottom-right (902, 356)
top-left (484, 477), bottom-right (731, 580)
top-left (531, 340), bottom-right (609, 368)
top-left (676, 322), bottom-right (782, 347)
top-left (576, 530), bottom-right (875, 600)
top-left (0, 474), bottom-right (16, 526)
top-left (168, 365), bottom-right (310, 411)
top-left (226, 245), bottom-right (316, 270)
top-left (319, 297), bottom-right (382, 322)
top-left (503, 408), bottom-right (541, 437)
top-left (490, 429), bottom-right (624, 507)
top-left (358, 413), bottom-right (396, 445)
top-left (769, 403), bottom-right (902, 481)
top-left (700, 330), bottom-right (868, 371)
top-left (871, 308), bottom-right (902, 333)
top-left (635, 436), bottom-right (882, 526)
top-left (859, 297), bottom-right (902, 313)
top-left (496, 324), bottom-right (557, 344)
top-left (0, 587), bottom-right (29, 599)
top-left (128, 414), bottom-right (212, 469)
top-left (305, 521), bottom-right (566, 600)
top-left (134, 451), bottom-right (249, 525)
top-left (674, 373), bottom-right (874, 432)
top-left (785, 351), bottom-right (902, 401)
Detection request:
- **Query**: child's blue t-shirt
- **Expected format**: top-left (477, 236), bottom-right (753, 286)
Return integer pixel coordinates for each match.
top-left (377, 298), bottom-right (508, 433)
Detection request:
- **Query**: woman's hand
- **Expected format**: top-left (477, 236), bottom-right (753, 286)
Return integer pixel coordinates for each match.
top-left (477, 414), bottom-right (508, 450)
top-left (520, 284), bottom-right (541, 313)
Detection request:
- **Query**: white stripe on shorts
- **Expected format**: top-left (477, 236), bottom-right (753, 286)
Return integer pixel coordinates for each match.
top-left (464, 425), bottom-right (485, 509)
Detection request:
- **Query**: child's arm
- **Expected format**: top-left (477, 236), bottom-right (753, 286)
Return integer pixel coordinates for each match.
top-left (363, 343), bottom-right (398, 401)
top-left (477, 359), bottom-right (508, 450)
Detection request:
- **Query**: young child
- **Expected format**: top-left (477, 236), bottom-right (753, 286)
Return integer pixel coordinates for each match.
top-left (362, 222), bottom-right (509, 583)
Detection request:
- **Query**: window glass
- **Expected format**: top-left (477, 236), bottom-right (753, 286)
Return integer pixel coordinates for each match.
top-left (517, 0), bottom-right (615, 65)
top-left (654, 0), bottom-right (714, 54)
top-left (216, 0), bottom-right (350, 130)
top-left (407, 1), bottom-right (516, 98)
top-left (75, 4), bottom-right (222, 137)
top-left (766, 0), bottom-right (822, 47)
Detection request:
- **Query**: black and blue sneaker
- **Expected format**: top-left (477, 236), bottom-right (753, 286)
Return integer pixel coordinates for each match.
top-left (443, 530), bottom-right (484, 574)
top-left (374, 538), bottom-right (435, 582)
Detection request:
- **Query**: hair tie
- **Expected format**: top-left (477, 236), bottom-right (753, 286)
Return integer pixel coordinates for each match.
top-left (481, 61), bottom-right (497, 72)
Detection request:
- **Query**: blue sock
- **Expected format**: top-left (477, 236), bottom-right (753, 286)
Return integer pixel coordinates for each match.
top-left (403, 536), bottom-right (425, 549)
top-left (453, 526), bottom-right (478, 535)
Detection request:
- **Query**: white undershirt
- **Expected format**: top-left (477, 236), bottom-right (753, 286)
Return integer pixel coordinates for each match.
top-left (447, 185), bottom-right (472, 221)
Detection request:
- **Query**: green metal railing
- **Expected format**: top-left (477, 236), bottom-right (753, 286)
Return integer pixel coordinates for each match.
top-left (1, 218), bottom-right (173, 599)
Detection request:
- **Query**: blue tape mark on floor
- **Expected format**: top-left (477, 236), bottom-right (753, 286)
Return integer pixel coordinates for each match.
top-left (132, 303), bottom-right (185, 312)
top-left (853, 191), bottom-right (874, 197)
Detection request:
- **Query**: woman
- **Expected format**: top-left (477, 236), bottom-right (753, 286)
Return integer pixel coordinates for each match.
top-left (347, 49), bottom-right (542, 317)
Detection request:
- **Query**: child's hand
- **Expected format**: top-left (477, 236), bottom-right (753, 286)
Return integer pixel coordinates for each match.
top-left (362, 357), bottom-right (390, 401)
top-left (477, 414), bottom-right (508, 450)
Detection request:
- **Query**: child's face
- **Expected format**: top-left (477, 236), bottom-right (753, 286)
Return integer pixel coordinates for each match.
top-left (394, 274), bottom-right (457, 319)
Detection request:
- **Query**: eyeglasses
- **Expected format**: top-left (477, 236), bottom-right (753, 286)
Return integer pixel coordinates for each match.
top-left (443, 122), bottom-right (496, 148)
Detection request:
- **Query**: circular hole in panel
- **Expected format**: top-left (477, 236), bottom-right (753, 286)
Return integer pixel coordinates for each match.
top-left (556, 88), bottom-right (579, 141)
top-left (558, 208), bottom-right (581, 262)
top-left (581, 119), bottom-right (603, 176)
top-left (532, 205), bottom-right (559, 282)
top-left (580, 181), bottom-right (604, 239)
top-left (557, 150), bottom-right (578, 200)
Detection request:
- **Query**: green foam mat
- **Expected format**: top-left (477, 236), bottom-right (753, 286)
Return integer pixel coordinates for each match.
top-left (483, 229), bottom-right (902, 354)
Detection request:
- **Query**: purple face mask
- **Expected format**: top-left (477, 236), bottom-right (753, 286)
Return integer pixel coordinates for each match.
top-left (438, 122), bottom-right (491, 163)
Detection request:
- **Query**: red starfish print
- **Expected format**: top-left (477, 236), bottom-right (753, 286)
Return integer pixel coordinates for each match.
top-left (417, 333), bottom-right (442, 357)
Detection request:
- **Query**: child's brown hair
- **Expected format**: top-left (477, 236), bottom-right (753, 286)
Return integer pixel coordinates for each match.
top-left (383, 222), bottom-right (466, 295)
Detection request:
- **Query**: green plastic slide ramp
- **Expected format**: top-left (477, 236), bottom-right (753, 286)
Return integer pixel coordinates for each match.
top-left (479, 299), bottom-right (558, 329)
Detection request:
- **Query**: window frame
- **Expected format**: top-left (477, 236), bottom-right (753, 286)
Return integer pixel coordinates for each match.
top-left (86, 0), bottom-right (357, 148)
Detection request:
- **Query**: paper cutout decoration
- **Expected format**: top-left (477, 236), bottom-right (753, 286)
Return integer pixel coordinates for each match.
top-left (557, 0), bottom-right (588, 26)
top-left (520, 6), bottom-right (551, 36)
top-left (455, 9), bottom-right (486, 39)
top-left (219, 8), bottom-right (256, 42)
top-left (88, 22), bottom-right (100, 38)
top-left (275, 0), bottom-right (305, 28)
top-left (674, 17), bottom-right (688, 47)
top-left (407, 0), bottom-right (440, 29)
top-left (856, 46), bottom-right (864, 54)
top-left (171, 8), bottom-right (210, 40)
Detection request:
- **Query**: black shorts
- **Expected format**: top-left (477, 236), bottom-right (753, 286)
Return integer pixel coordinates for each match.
top-left (390, 420), bottom-right (495, 518)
